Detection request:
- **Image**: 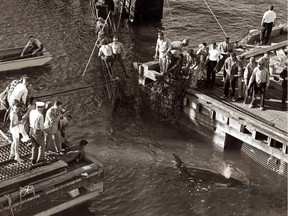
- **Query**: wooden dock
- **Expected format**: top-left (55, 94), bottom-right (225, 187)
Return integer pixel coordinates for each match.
top-left (0, 131), bottom-right (104, 216)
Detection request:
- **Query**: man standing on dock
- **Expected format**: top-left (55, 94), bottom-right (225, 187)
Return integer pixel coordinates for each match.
top-left (216, 37), bottom-right (234, 79)
top-left (221, 52), bottom-right (242, 101)
top-left (29, 102), bottom-right (45, 164)
top-left (154, 31), bottom-right (172, 74)
top-left (280, 63), bottom-right (287, 110)
top-left (248, 60), bottom-right (270, 111)
top-left (260, 5), bottom-right (276, 45)
top-left (206, 42), bottom-right (220, 89)
top-left (243, 57), bottom-right (257, 104)
top-left (44, 101), bottom-right (62, 153)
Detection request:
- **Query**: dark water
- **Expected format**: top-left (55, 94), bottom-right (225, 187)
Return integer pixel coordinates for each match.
top-left (0, 0), bottom-right (287, 215)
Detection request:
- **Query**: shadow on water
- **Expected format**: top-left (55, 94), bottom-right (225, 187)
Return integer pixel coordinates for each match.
top-left (0, 64), bottom-right (51, 80)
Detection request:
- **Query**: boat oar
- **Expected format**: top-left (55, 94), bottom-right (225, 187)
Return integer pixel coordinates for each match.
top-left (81, 11), bottom-right (112, 77)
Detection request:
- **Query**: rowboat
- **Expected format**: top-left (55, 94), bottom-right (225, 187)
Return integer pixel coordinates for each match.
top-left (0, 46), bottom-right (52, 72)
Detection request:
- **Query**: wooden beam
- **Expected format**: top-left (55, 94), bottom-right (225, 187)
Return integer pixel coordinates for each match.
top-left (240, 40), bottom-right (288, 58)
top-left (34, 190), bottom-right (101, 216)
top-left (0, 160), bottom-right (102, 205)
top-left (0, 160), bottom-right (68, 196)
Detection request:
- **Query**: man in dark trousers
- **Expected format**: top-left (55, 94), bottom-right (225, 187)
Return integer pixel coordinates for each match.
top-left (260, 5), bottom-right (276, 45)
top-left (221, 52), bottom-right (242, 101)
top-left (280, 63), bottom-right (287, 110)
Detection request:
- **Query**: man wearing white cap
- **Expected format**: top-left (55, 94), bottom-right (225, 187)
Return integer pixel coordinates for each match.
top-left (29, 101), bottom-right (45, 164)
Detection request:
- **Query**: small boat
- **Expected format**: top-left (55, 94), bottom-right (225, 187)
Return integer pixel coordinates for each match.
top-left (0, 46), bottom-right (53, 72)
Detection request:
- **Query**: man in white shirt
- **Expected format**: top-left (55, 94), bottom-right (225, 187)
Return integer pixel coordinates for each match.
top-left (206, 42), bottom-right (220, 89)
top-left (109, 36), bottom-right (129, 78)
top-left (44, 101), bottom-right (62, 153)
top-left (29, 101), bottom-right (45, 164)
top-left (248, 60), bottom-right (270, 111)
top-left (154, 31), bottom-right (172, 74)
top-left (98, 43), bottom-right (114, 73)
top-left (260, 5), bottom-right (276, 45)
top-left (21, 36), bottom-right (44, 57)
top-left (216, 37), bottom-right (234, 79)
top-left (8, 77), bottom-right (29, 108)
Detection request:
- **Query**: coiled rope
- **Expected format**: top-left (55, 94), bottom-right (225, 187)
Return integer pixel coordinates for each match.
top-left (202, 0), bottom-right (228, 37)
top-left (19, 185), bottom-right (36, 207)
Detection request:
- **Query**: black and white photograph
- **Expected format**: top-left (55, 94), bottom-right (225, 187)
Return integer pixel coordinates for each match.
top-left (0, 0), bottom-right (287, 215)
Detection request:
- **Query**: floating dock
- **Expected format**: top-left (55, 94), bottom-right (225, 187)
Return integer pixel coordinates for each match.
top-left (0, 131), bottom-right (104, 216)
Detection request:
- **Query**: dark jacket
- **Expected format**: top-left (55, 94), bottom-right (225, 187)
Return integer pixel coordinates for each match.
top-left (280, 67), bottom-right (287, 88)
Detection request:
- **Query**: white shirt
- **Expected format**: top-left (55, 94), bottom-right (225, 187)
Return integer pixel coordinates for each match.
top-left (29, 109), bottom-right (44, 130)
top-left (208, 49), bottom-right (220, 61)
top-left (262, 10), bottom-right (276, 23)
top-left (98, 45), bottom-right (113, 57)
top-left (109, 41), bottom-right (125, 56)
top-left (11, 83), bottom-right (28, 104)
top-left (249, 67), bottom-right (270, 86)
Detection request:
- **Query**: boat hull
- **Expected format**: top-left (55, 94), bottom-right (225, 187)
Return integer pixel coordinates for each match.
top-left (0, 47), bottom-right (52, 72)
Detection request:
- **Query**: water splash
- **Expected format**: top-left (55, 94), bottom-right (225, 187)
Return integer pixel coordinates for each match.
top-left (223, 164), bottom-right (232, 179)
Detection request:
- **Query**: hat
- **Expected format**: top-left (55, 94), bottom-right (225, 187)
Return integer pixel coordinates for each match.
top-left (35, 101), bottom-right (45, 107)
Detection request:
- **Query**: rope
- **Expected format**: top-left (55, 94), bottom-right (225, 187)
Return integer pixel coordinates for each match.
top-left (202, 0), bottom-right (228, 37)
top-left (19, 185), bottom-right (35, 207)
top-left (82, 11), bottom-right (112, 77)
top-left (4, 194), bottom-right (14, 216)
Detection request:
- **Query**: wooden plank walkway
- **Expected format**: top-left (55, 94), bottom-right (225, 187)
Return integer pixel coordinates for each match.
top-left (195, 76), bottom-right (287, 134)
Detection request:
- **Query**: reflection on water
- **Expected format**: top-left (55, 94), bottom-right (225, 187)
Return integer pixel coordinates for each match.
top-left (0, 0), bottom-right (287, 215)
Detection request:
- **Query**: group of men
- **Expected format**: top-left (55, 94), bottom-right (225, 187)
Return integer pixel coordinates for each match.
top-left (7, 77), bottom-right (71, 163)
top-left (152, 4), bottom-right (286, 111)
